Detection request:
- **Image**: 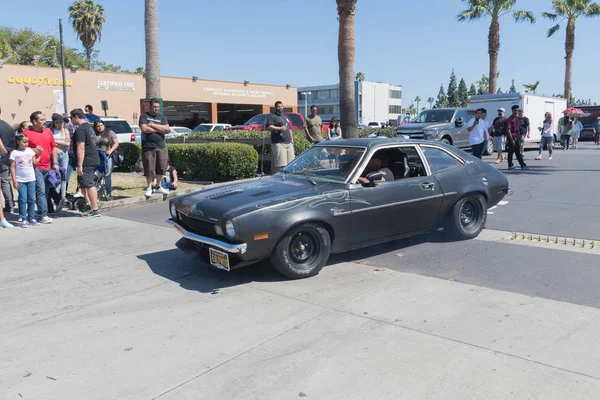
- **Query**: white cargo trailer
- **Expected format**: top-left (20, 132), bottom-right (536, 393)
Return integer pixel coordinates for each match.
top-left (468, 93), bottom-right (567, 143)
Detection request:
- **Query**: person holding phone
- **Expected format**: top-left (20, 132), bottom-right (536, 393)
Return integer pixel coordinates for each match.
top-left (467, 108), bottom-right (489, 159)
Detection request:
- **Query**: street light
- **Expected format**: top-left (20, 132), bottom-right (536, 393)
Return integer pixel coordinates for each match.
top-left (301, 91), bottom-right (311, 116)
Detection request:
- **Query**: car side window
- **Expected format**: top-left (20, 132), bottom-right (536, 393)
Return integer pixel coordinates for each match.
top-left (455, 110), bottom-right (467, 124)
top-left (213, 126), bottom-right (223, 131)
top-left (421, 146), bottom-right (463, 174)
top-left (288, 114), bottom-right (303, 127)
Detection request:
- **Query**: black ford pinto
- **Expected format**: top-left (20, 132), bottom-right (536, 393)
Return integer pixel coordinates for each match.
top-left (167, 138), bottom-right (511, 279)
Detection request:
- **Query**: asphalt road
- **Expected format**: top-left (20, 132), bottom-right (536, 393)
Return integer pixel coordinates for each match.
top-left (106, 141), bottom-right (600, 308)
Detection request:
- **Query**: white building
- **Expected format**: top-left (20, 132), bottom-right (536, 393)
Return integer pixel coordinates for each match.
top-left (298, 81), bottom-right (402, 126)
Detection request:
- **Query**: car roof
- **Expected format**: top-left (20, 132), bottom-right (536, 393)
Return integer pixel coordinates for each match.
top-left (314, 137), bottom-right (452, 150)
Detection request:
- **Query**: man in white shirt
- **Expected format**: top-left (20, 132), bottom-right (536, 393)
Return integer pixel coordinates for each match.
top-left (467, 108), bottom-right (491, 159)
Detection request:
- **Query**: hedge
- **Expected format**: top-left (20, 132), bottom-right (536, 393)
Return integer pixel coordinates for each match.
top-left (118, 142), bottom-right (259, 182)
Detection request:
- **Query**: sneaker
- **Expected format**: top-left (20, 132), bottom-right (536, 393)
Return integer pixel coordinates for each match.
top-left (508, 165), bottom-right (516, 170)
top-left (29, 219), bottom-right (40, 226)
top-left (86, 209), bottom-right (102, 218)
top-left (55, 197), bottom-right (66, 213)
top-left (81, 205), bottom-right (92, 216)
top-left (521, 165), bottom-right (529, 170)
top-left (40, 216), bottom-right (53, 224)
top-left (549, 156), bottom-right (553, 160)
top-left (106, 194), bottom-right (113, 202)
top-left (145, 187), bottom-right (153, 197)
top-left (73, 192), bottom-right (84, 198)
top-left (157, 186), bottom-right (170, 195)
top-left (535, 155), bottom-right (542, 160)
top-left (21, 221), bottom-right (29, 228)
top-left (0, 219), bottom-right (14, 228)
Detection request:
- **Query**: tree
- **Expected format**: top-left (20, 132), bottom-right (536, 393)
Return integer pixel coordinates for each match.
top-left (68, 0), bottom-right (106, 70)
top-left (447, 70), bottom-right (459, 107)
top-left (414, 96), bottom-right (422, 112)
top-left (145, 0), bottom-right (161, 99)
top-left (435, 84), bottom-right (449, 108)
top-left (542, 0), bottom-right (600, 105)
top-left (523, 81), bottom-right (540, 93)
top-left (427, 96), bottom-right (435, 109)
top-left (497, 87), bottom-right (503, 93)
top-left (468, 83), bottom-right (477, 96)
top-left (337, 0), bottom-right (358, 138)
top-left (509, 79), bottom-right (517, 92)
top-left (408, 104), bottom-right (416, 115)
top-left (458, 0), bottom-right (535, 94)
top-left (355, 71), bottom-right (365, 82)
top-left (458, 78), bottom-right (469, 106)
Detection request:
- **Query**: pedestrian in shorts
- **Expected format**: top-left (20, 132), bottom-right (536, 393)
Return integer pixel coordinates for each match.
top-left (517, 109), bottom-right (530, 156)
top-left (139, 99), bottom-right (170, 197)
top-left (492, 108), bottom-right (507, 163)
top-left (267, 101), bottom-right (295, 173)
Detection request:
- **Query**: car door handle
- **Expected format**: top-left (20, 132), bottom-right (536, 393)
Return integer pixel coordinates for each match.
top-left (421, 182), bottom-right (435, 190)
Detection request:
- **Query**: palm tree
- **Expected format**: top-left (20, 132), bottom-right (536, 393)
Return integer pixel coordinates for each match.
top-left (337, 0), bottom-right (358, 138)
top-left (523, 81), bottom-right (540, 93)
top-left (427, 97), bottom-right (435, 109)
top-left (145, 0), bottom-right (161, 99)
top-left (457, 0), bottom-right (535, 94)
top-left (68, 0), bottom-right (106, 70)
top-left (355, 72), bottom-right (365, 82)
top-left (542, 0), bottom-right (600, 105)
top-left (414, 96), bottom-right (422, 112)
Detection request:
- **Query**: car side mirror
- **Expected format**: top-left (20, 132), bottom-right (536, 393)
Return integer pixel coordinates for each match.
top-left (455, 118), bottom-right (464, 127)
top-left (366, 171), bottom-right (384, 182)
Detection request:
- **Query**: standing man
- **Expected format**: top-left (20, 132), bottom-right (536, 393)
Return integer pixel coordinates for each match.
top-left (506, 106), bottom-right (528, 170)
top-left (139, 98), bottom-right (170, 197)
top-left (492, 108), bottom-right (508, 164)
top-left (517, 109), bottom-right (530, 156)
top-left (594, 117), bottom-right (600, 145)
top-left (0, 107), bottom-right (16, 213)
top-left (303, 105), bottom-right (323, 144)
top-left (267, 101), bottom-right (295, 173)
top-left (467, 108), bottom-right (489, 159)
top-left (84, 105), bottom-right (100, 123)
top-left (70, 109), bottom-right (101, 217)
top-left (24, 112), bottom-right (61, 223)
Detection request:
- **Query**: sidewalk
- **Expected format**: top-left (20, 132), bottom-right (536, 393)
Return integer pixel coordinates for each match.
top-left (1, 216), bottom-right (599, 399)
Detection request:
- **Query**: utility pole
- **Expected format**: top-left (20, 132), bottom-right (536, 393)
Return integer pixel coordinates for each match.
top-left (59, 19), bottom-right (68, 114)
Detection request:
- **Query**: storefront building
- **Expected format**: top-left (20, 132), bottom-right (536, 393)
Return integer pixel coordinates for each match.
top-left (0, 64), bottom-right (297, 128)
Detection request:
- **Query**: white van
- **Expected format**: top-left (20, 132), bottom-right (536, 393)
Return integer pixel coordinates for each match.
top-left (469, 93), bottom-right (567, 143)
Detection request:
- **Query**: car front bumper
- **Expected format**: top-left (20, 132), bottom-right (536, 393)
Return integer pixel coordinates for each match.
top-left (166, 219), bottom-right (247, 254)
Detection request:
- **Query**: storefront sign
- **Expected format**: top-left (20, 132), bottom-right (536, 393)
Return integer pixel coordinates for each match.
top-left (97, 80), bottom-right (135, 91)
top-left (203, 87), bottom-right (274, 99)
top-left (7, 76), bottom-right (72, 87)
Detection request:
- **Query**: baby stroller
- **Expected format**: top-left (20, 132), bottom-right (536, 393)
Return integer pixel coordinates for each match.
top-left (94, 151), bottom-right (109, 200)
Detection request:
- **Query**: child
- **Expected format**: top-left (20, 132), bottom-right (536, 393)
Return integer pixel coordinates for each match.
top-left (9, 133), bottom-right (41, 227)
top-left (154, 160), bottom-right (178, 192)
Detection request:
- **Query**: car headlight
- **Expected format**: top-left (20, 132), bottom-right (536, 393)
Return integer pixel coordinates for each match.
top-left (224, 220), bottom-right (236, 239)
top-left (423, 128), bottom-right (438, 137)
top-left (170, 202), bottom-right (177, 218)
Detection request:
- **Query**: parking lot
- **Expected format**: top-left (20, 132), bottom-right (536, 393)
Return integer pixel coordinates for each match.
top-left (2, 143), bottom-right (600, 399)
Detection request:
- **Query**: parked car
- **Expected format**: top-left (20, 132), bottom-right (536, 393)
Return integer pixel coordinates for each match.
top-left (193, 123), bottom-right (232, 132)
top-left (225, 112), bottom-right (329, 132)
top-left (167, 138), bottom-right (511, 279)
top-left (95, 117), bottom-right (137, 144)
top-left (165, 126), bottom-right (193, 140)
top-left (130, 124), bottom-right (141, 133)
top-left (392, 108), bottom-right (494, 155)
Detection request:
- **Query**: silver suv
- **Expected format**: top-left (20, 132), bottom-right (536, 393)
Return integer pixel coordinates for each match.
top-left (393, 108), bottom-right (494, 155)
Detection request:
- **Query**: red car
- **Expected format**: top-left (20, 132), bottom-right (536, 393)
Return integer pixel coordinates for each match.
top-left (225, 112), bottom-right (329, 132)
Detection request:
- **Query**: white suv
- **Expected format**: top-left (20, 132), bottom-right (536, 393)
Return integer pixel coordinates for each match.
top-left (100, 118), bottom-right (137, 143)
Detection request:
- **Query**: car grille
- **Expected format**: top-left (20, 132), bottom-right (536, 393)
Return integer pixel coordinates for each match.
top-left (396, 130), bottom-right (424, 139)
top-left (178, 213), bottom-right (218, 238)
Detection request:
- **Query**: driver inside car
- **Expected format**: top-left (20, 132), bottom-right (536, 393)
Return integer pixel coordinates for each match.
top-left (358, 153), bottom-right (394, 184)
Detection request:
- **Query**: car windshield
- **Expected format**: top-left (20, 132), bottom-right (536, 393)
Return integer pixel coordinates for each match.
top-left (174, 127), bottom-right (191, 133)
top-left (245, 115), bottom-right (264, 125)
top-left (411, 110), bottom-right (455, 124)
top-left (282, 146), bottom-right (366, 183)
top-left (193, 125), bottom-right (212, 132)
top-left (104, 120), bottom-right (132, 133)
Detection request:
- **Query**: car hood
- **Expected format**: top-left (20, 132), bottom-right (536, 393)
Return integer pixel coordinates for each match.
top-left (174, 176), bottom-right (333, 222)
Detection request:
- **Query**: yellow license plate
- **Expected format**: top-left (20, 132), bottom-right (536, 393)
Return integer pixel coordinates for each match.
top-left (209, 248), bottom-right (230, 271)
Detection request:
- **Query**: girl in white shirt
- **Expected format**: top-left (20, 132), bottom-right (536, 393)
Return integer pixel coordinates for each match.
top-left (9, 133), bottom-right (41, 227)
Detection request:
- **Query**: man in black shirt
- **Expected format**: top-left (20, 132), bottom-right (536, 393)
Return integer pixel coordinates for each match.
top-left (491, 108), bottom-right (508, 164)
top-left (139, 99), bottom-right (170, 197)
top-left (70, 109), bottom-right (101, 217)
top-left (0, 107), bottom-right (16, 212)
top-left (266, 101), bottom-right (295, 173)
top-left (518, 109), bottom-right (530, 156)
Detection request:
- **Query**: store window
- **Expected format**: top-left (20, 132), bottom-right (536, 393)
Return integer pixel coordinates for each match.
top-left (390, 90), bottom-right (402, 99)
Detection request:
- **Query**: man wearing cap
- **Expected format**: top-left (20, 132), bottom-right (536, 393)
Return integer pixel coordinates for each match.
top-left (491, 108), bottom-right (508, 164)
top-left (506, 105), bottom-right (528, 170)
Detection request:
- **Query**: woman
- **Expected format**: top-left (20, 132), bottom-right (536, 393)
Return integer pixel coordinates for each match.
top-left (327, 118), bottom-right (342, 140)
top-left (571, 116), bottom-right (583, 149)
top-left (535, 113), bottom-right (553, 160)
top-left (560, 116), bottom-right (573, 151)
top-left (16, 121), bottom-right (31, 133)
top-left (93, 119), bottom-right (119, 201)
top-left (50, 113), bottom-right (70, 198)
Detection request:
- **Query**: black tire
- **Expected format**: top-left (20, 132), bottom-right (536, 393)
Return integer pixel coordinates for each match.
top-left (270, 223), bottom-right (331, 279)
top-left (441, 137), bottom-right (452, 145)
top-left (446, 195), bottom-right (487, 240)
top-left (483, 139), bottom-right (494, 156)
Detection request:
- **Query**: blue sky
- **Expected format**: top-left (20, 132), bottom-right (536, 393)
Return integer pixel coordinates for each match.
top-left (2, 0), bottom-right (600, 106)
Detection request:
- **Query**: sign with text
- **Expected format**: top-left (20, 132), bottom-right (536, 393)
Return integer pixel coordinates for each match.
top-left (203, 87), bottom-right (274, 99)
top-left (98, 80), bottom-right (135, 91)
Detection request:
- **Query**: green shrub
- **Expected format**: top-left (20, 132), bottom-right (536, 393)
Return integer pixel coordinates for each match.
top-left (117, 142), bottom-right (258, 182)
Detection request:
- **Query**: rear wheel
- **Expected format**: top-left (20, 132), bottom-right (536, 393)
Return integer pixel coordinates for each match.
top-left (446, 195), bottom-right (487, 240)
top-left (483, 139), bottom-right (494, 156)
top-left (270, 223), bottom-right (331, 279)
top-left (441, 137), bottom-right (451, 145)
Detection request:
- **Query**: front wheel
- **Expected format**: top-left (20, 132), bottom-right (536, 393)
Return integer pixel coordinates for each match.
top-left (441, 137), bottom-right (451, 145)
top-left (270, 223), bottom-right (331, 279)
top-left (446, 195), bottom-right (487, 240)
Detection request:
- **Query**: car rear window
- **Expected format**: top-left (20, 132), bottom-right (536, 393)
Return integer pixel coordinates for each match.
top-left (104, 120), bottom-right (132, 133)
